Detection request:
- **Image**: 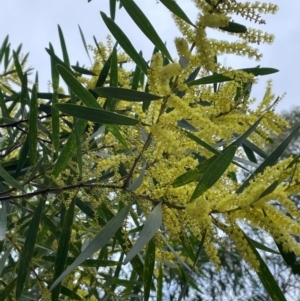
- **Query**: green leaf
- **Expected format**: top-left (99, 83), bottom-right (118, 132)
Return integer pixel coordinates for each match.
top-left (58, 25), bottom-right (70, 66)
top-left (50, 202), bottom-right (132, 291)
top-left (94, 87), bottom-right (162, 102)
top-left (56, 64), bottom-right (100, 108)
top-left (132, 60), bottom-right (142, 90)
top-left (220, 21), bottom-right (247, 33)
top-left (37, 92), bottom-right (70, 99)
top-left (106, 125), bottom-right (131, 150)
top-left (157, 262), bottom-right (163, 301)
top-left (124, 202), bottom-right (162, 264)
top-left (15, 135), bottom-right (29, 178)
top-left (50, 44), bottom-right (60, 153)
top-left (237, 124), bottom-right (300, 193)
top-left (15, 199), bottom-right (45, 299)
top-left (12, 51), bottom-right (23, 81)
top-left (190, 145), bottom-right (237, 201)
top-left (276, 241), bottom-right (300, 276)
top-left (173, 156), bottom-right (217, 188)
top-left (28, 74), bottom-right (38, 164)
top-left (78, 25), bottom-right (92, 64)
top-left (159, 0), bottom-right (195, 27)
top-left (52, 199), bottom-right (76, 301)
top-left (94, 45), bottom-right (112, 88)
top-left (52, 119), bottom-right (87, 177)
top-left (71, 65), bottom-right (96, 76)
top-left (0, 278), bottom-right (17, 300)
top-left (45, 46), bottom-right (76, 77)
top-left (178, 232), bottom-right (206, 300)
top-left (106, 45), bottom-right (118, 111)
top-left (187, 67), bottom-right (279, 86)
top-left (55, 103), bottom-right (139, 125)
top-left (182, 130), bottom-right (219, 155)
top-left (118, 0), bottom-right (173, 61)
top-left (0, 164), bottom-right (24, 192)
top-left (128, 158), bottom-right (147, 191)
top-left (0, 204), bottom-right (6, 241)
top-left (242, 229), bottom-right (287, 301)
top-left (100, 12), bottom-right (149, 74)
top-left (59, 285), bottom-right (83, 300)
top-left (110, 0), bottom-right (117, 20)
top-left (230, 116), bottom-right (263, 147)
top-left (178, 117), bottom-right (263, 188)
top-left (248, 237), bottom-right (280, 255)
top-left (20, 71), bottom-right (28, 117)
top-left (144, 238), bottom-right (156, 301)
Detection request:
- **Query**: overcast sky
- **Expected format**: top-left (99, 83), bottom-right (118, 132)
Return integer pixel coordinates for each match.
top-left (1, 0), bottom-right (299, 113)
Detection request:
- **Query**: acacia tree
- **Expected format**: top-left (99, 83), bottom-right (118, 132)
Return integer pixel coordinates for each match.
top-left (1, 1), bottom-right (300, 300)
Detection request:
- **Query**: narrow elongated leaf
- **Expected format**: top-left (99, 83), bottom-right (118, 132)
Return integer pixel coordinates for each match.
top-left (190, 145), bottom-right (237, 201)
top-left (59, 285), bottom-right (83, 300)
top-left (50, 202), bottom-right (132, 290)
top-left (128, 158), bottom-right (147, 191)
top-left (173, 156), bottom-right (216, 188)
top-left (0, 245), bottom-right (12, 274)
top-left (15, 199), bottom-right (45, 299)
top-left (71, 65), bottom-right (96, 76)
top-left (0, 204), bottom-right (6, 241)
top-left (78, 25), bottom-right (92, 64)
top-left (52, 199), bottom-right (76, 301)
top-left (56, 64), bottom-right (100, 108)
top-left (242, 229), bottom-right (287, 301)
top-left (52, 119), bottom-right (87, 177)
top-left (187, 67), bottom-right (279, 86)
top-left (58, 25), bottom-right (70, 66)
top-left (106, 45), bottom-right (118, 111)
top-left (157, 262), bottom-right (163, 301)
top-left (0, 278), bottom-right (17, 300)
top-left (276, 241), bottom-right (300, 276)
top-left (15, 135), bottom-right (29, 178)
top-left (182, 130), bottom-right (219, 155)
top-left (177, 119), bottom-right (198, 132)
top-left (220, 21), bottom-right (247, 33)
top-left (110, 0), bottom-right (116, 20)
top-left (230, 116), bottom-right (263, 147)
top-left (144, 239), bottom-right (156, 301)
top-left (159, 0), bottom-right (195, 27)
top-left (0, 164), bottom-right (24, 192)
top-left (12, 51), bottom-right (23, 81)
top-left (106, 124), bottom-right (131, 150)
top-left (99, 202), bottom-right (146, 279)
top-left (132, 59), bottom-right (142, 90)
top-left (249, 237), bottom-right (280, 255)
top-left (37, 92), bottom-right (70, 99)
top-left (94, 87), bottom-right (161, 102)
top-left (57, 64), bottom-right (133, 150)
top-left (28, 74), bottom-right (38, 164)
top-left (55, 103), bottom-right (139, 125)
top-left (124, 202), bottom-right (162, 264)
top-left (118, 0), bottom-right (172, 60)
top-left (100, 12), bottom-right (149, 74)
top-left (50, 44), bottom-right (60, 153)
top-left (94, 46), bottom-right (111, 88)
top-left (45, 47), bottom-right (76, 77)
top-left (178, 232), bottom-right (206, 301)
top-left (237, 124), bottom-right (300, 193)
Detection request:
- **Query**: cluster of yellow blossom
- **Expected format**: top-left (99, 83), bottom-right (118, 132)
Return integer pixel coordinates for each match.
top-left (76, 0), bottom-right (300, 273)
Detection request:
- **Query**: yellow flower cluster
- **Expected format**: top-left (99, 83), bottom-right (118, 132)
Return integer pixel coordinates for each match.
top-left (78, 0), bottom-right (300, 277)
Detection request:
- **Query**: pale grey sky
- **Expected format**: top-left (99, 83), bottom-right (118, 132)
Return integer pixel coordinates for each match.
top-left (1, 0), bottom-right (299, 112)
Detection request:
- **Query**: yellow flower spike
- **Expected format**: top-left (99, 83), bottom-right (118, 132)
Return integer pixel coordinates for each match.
top-left (175, 37), bottom-right (190, 58)
top-left (200, 12), bottom-right (229, 28)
